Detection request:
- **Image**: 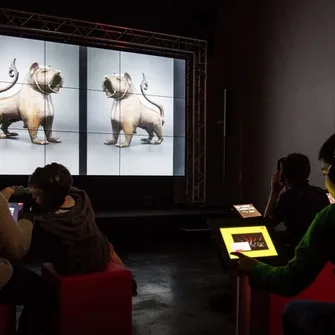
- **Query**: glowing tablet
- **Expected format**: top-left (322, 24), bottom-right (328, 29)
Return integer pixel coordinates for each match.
top-left (233, 204), bottom-right (262, 218)
top-left (220, 226), bottom-right (278, 259)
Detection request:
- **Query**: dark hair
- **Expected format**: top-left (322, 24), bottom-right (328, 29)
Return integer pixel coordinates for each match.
top-left (28, 163), bottom-right (73, 212)
top-left (281, 153), bottom-right (311, 185)
top-left (318, 134), bottom-right (335, 165)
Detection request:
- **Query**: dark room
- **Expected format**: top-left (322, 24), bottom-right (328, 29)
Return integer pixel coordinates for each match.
top-left (0, 0), bottom-right (335, 334)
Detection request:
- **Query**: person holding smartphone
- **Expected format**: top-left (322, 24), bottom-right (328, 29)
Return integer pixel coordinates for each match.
top-left (233, 134), bottom-right (335, 334)
top-left (5, 163), bottom-right (138, 295)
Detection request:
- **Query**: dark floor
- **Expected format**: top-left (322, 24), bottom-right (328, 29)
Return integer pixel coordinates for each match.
top-left (122, 232), bottom-right (234, 335)
top-left (20, 231), bottom-right (234, 335)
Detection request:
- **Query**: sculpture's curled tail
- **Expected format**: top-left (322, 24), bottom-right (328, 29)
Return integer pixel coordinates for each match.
top-left (0, 59), bottom-right (19, 93)
top-left (140, 73), bottom-right (165, 125)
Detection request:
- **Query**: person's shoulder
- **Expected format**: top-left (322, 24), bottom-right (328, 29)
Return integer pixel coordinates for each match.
top-left (308, 186), bottom-right (329, 201)
top-left (69, 187), bottom-right (92, 205)
top-left (309, 185), bottom-right (327, 194)
top-left (314, 203), bottom-right (335, 223)
top-left (277, 187), bottom-right (293, 201)
top-left (69, 186), bottom-right (81, 193)
top-left (69, 186), bottom-right (86, 195)
top-left (306, 204), bottom-right (335, 240)
top-left (322, 203), bottom-right (335, 213)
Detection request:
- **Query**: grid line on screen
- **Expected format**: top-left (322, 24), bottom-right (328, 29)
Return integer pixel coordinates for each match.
top-left (44, 40), bottom-right (47, 167)
top-left (118, 48), bottom-right (121, 176)
top-left (79, 46), bottom-right (87, 175)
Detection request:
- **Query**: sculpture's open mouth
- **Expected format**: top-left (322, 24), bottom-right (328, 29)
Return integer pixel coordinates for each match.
top-left (103, 78), bottom-right (116, 98)
top-left (48, 73), bottom-right (63, 93)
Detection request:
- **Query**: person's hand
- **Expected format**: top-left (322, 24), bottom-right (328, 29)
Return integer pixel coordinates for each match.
top-left (271, 172), bottom-right (283, 194)
top-left (231, 252), bottom-right (259, 274)
top-left (1, 186), bottom-right (31, 199)
top-left (18, 210), bottom-right (35, 224)
top-left (0, 187), bottom-right (16, 201)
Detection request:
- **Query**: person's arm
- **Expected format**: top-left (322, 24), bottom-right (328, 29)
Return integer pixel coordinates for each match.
top-left (0, 192), bottom-right (33, 261)
top-left (264, 172), bottom-right (284, 219)
top-left (264, 191), bottom-right (280, 218)
top-left (249, 205), bottom-right (332, 296)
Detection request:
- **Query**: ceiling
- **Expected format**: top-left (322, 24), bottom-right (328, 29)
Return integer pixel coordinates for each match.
top-left (0, 0), bottom-right (221, 40)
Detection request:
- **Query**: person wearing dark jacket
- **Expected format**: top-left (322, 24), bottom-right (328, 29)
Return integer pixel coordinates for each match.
top-left (264, 153), bottom-right (329, 258)
top-left (32, 186), bottom-right (111, 275)
top-left (5, 163), bottom-right (137, 294)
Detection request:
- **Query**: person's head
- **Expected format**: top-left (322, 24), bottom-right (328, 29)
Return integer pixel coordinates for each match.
top-left (280, 153), bottom-right (311, 186)
top-left (318, 134), bottom-right (335, 196)
top-left (28, 163), bottom-right (73, 212)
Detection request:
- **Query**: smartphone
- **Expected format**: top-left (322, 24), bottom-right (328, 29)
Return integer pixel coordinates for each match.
top-left (8, 202), bottom-right (24, 222)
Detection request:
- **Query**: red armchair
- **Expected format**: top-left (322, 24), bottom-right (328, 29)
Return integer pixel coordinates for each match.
top-left (0, 305), bottom-right (15, 335)
top-left (269, 262), bottom-right (335, 335)
top-left (236, 262), bottom-right (335, 335)
top-left (42, 262), bottom-right (132, 335)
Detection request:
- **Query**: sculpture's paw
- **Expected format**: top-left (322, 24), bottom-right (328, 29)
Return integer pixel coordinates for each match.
top-left (6, 132), bottom-right (19, 137)
top-left (141, 138), bottom-right (151, 144)
top-left (48, 137), bottom-right (61, 143)
top-left (32, 139), bottom-right (49, 145)
top-left (104, 140), bottom-right (117, 145)
top-left (115, 142), bottom-right (130, 148)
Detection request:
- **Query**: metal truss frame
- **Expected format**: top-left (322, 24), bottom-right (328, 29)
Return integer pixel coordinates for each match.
top-left (0, 8), bottom-right (207, 206)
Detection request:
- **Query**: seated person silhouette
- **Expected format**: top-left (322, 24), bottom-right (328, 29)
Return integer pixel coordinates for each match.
top-left (264, 153), bottom-right (329, 259)
top-left (2, 163), bottom-right (137, 294)
top-left (233, 134), bottom-right (335, 335)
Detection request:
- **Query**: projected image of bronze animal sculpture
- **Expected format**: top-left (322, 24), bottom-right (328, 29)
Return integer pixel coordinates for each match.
top-left (0, 59), bottom-right (63, 145)
top-left (103, 72), bottom-right (165, 148)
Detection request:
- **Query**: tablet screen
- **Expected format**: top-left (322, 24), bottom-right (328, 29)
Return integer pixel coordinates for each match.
top-left (220, 226), bottom-right (278, 259)
top-left (233, 204), bottom-right (262, 218)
